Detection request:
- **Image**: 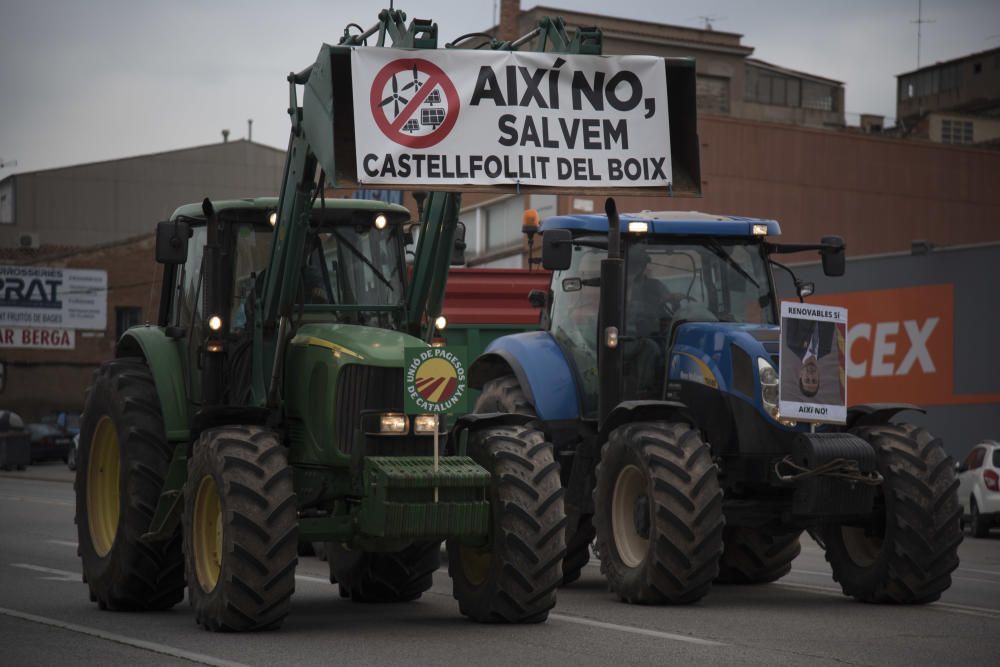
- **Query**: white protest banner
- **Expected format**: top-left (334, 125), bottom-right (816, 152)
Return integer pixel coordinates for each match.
top-left (779, 302), bottom-right (848, 424)
top-left (0, 326), bottom-right (75, 350)
top-left (0, 265), bottom-right (107, 330)
top-left (351, 48), bottom-right (672, 189)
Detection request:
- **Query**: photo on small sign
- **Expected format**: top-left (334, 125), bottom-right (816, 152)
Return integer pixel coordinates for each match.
top-left (778, 301), bottom-right (848, 424)
top-left (780, 318), bottom-right (846, 406)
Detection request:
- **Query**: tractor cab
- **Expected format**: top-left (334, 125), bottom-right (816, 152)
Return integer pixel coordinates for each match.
top-left (541, 211), bottom-right (781, 419)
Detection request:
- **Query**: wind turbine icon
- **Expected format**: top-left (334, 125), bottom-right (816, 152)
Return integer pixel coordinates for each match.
top-left (380, 74), bottom-right (410, 117)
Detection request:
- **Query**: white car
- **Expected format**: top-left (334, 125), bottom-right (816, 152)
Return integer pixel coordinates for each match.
top-left (958, 440), bottom-right (1000, 538)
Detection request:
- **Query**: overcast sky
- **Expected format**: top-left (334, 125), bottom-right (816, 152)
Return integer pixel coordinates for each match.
top-left (1, 0), bottom-right (997, 174)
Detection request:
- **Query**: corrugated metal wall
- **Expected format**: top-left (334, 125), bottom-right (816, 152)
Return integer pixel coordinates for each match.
top-left (778, 243), bottom-right (1000, 458)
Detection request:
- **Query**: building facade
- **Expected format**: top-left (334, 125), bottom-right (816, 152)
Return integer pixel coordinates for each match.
top-left (0, 140), bottom-right (285, 256)
top-left (895, 46), bottom-right (1000, 144)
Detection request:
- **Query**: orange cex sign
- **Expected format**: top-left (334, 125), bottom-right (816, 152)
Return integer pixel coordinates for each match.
top-left (817, 284), bottom-right (991, 407)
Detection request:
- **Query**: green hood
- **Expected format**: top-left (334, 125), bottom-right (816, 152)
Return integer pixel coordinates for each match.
top-left (288, 323), bottom-right (426, 367)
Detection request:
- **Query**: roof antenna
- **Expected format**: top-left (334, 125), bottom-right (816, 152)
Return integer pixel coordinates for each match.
top-left (912, 0), bottom-right (936, 69)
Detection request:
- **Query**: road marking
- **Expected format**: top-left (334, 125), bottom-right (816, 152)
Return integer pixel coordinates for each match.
top-left (550, 613), bottom-right (726, 646)
top-left (298, 571), bottom-right (724, 645)
top-left (11, 563), bottom-right (78, 582)
top-left (776, 581), bottom-right (1000, 619)
top-left (0, 494), bottom-right (73, 507)
top-left (957, 566), bottom-right (1000, 577)
top-left (46, 539), bottom-right (78, 548)
top-left (792, 567), bottom-right (1000, 587)
top-left (0, 606), bottom-right (249, 667)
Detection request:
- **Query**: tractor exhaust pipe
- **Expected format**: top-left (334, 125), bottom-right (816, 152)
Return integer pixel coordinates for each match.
top-left (598, 197), bottom-right (624, 428)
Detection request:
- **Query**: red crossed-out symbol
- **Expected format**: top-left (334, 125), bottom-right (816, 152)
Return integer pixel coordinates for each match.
top-left (369, 58), bottom-right (460, 149)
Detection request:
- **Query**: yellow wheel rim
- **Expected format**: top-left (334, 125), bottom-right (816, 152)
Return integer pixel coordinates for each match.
top-left (193, 475), bottom-right (224, 593)
top-left (87, 416), bottom-right (120, 558)
top-left (459, 544), bottom-right (493, 587)
top-left (612, 464), bottom-right (648, 569)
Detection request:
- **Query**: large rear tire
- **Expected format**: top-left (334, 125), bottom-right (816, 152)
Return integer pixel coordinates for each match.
top-left (475, 375), bottom-right (593, 586)
top-left (448, 424), bottom-right (565, 623)
top-left (329, 542), bottom-right (440, 602)
top-left (184, 426), bottom-right (298, 631)
top-left (76, 358), bottom-right (185, 611)
top-left (594, 421), bottom-right (724, 604)
top-left (716, 528), bottom-right (801, 584)
top-left (821, 422), bottom-right (961, 604)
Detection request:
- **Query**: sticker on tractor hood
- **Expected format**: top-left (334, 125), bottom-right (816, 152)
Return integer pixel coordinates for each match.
top-left (404, 346), bottom-right (468, 415)
top-left (351, 48), bottom-right (672, 190)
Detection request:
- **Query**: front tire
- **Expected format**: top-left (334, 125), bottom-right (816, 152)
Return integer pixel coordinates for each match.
top-left (76, 358), bottom-right (184, 611)
top-left (594, 421), bottom-right (723, 604)
top-left (448, 425), bottom-right (565, 623)
top-left (184, 426), bottom-right (298, 631)
top-left (970, 498), bottom-right (989, 538)
top-left (329, 542), bottom-right (440, 603)
top-left (716, 528), bottom-right (801, 584)
top-left (821, 423), bottom-right (962, 604)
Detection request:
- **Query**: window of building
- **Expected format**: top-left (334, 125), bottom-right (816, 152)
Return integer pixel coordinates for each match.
top-left (483, 197), bottom-right (524, 251)
top-left (974, 62), bottom-right (982, 74)
top-left (745, 66), bottom-right (828, 111)
top-left (0, 180), bottom-right (13, 224)
top-left (802, 81), bottom-right (836, 111)
top-left (941, 118), bottom-right (974, 144)
top-left (116, 306), bottom-right (142, 338)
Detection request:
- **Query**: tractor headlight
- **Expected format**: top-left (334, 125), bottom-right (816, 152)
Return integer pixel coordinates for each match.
top-left (413, 414), bottom-right (439, 435)
top-left (379, 413), bottom-right (408, 434)
top-left (374, 213), bottom-right (388, 230)
top-left (207, 314), bottom-right (223, 331)
top-left (757, 357), bottom-right (780, 421)
top-left (434, 315), bottom-right (447, 331)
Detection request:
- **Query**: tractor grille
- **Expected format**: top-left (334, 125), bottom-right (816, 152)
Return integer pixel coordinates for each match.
top-left (335, 364), bottom-right (439, 457)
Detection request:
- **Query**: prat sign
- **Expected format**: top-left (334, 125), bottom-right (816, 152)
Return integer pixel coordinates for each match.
top-left (0, 265), bottom-right (107, 331)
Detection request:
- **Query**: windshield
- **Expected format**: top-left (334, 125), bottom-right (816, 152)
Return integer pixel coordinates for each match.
top-left (625, 238), bottom-right (775, 334)
top-left (304, 223), bottom-right (405, 308)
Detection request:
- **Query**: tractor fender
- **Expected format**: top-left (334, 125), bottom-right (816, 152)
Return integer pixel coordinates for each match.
top-left (468, 331), bottom-right (580, 422)
top-left (846, 403), bottom-right (924, 430)
top-left (600, 400), bottom-right (695, 438)
top-left (117, 326), bottom-right (190, 441)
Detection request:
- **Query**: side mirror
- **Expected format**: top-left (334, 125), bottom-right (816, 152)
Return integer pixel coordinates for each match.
top-left (451, 221), bottom-right (467, 266)
top-left (155, 221), bottom-right (191, 265)
top-left (528, 289), bottom-right (546, 308)
top-left (820, 235), bottom-right (845, 277)
top-left (542, 229), bottom-right (572, 271)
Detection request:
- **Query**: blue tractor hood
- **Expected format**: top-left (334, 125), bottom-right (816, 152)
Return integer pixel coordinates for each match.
top-left (668, 321), bottom-right (781, 403)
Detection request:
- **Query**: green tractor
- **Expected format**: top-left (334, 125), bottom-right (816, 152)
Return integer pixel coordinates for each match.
top-left (74, 9), bottom-right (581, 631)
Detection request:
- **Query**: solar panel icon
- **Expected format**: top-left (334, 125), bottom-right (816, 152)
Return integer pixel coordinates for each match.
top-left (421, 107), bottom-right (445, 128)
top-left (425, 90), bottom-right (442, 105)
top-left (403, 119), bottom-right (420, 133)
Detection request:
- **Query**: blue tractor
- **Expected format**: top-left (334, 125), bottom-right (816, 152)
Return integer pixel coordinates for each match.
top-left (469, 199), bottom-right (961, 605)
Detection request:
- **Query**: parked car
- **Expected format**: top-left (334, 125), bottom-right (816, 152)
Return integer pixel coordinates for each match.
top-left (41, 411), bottom-right (82, 437)
top-left (958, 440), bottom-right (1000, 538)
top-left (25, 423), bottom-right (73, 463)
top-left (0, 410), bottom-right (30, 471)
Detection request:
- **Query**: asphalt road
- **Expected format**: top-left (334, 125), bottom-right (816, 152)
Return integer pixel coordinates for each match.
top-left (1, 465), bottom-right (998, 666)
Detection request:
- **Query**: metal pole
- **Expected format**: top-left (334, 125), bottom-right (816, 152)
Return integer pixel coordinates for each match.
top-left (433, 425), bottom-right (440, 502)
